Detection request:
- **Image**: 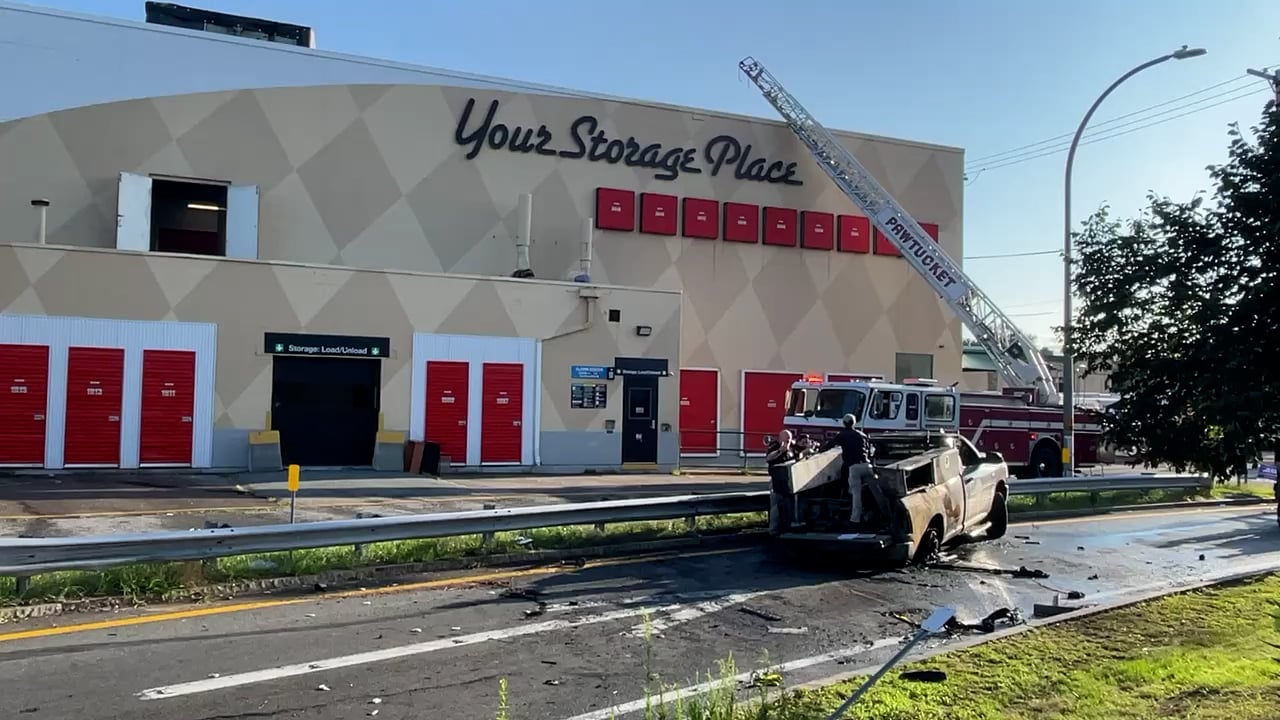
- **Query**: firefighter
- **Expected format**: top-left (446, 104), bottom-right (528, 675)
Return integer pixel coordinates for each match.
top-left (820, 413), bottom-right (875, 522)
top-left (765, 429), bottom-right (798, 466)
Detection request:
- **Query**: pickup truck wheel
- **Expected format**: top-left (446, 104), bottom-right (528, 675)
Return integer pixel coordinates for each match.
top-left (986, 491), bottom-right (1009, 540)
top-left (913, 525), bottom-right (942, 565)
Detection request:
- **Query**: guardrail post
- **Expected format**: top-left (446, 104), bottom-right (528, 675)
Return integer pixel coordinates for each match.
top-left (593, 522), bottom-right (606, 533)
top-left (353, 512), bottom-right (382, 560)
top-left (201, 521), bottom-right (222, 578)
top-left (481, 504), bottom-right (497, 550)
top-left (685, 514), bottom-right (698, 535)
top-left (1089, 492), bottom-right (1101, 506)
top-left (14, 575), bottom-right (30, 598)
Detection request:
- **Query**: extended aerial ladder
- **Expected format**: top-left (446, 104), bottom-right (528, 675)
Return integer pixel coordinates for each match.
top-left (738, 58), bottom-right (1061, 406)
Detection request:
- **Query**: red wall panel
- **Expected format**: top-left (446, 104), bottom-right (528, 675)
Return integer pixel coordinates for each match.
top-left (480, 363), bottom-right (523, 464)
top-left (679, 369), bottom-right (719, 455)
top-left (741, 371), bottom-right (803, 453)
top-left (0, 344), bottom-right (49, 465)
top-left (639, 192), bottom-right (678, 236)
top-left (595, 187), bottom-right (636, 232)
top-left (873, 228), bottom-right (902, 257)
top-left (723, 202), bottom-right (759, 243)
top-left (425, 361), bottom-right (469, 464)
top-left (682, 197), bottom-right (719, 239)
top-left (139, 349), bottom-right (196, 465)
top-left (837, 215), bottom-right (870, 254)
top-left (801, 211), bottom-right (835, 251)
top-left (64, 346), bottom-right (125, 465)
top-left (761, 206), bottom-right (798, 247)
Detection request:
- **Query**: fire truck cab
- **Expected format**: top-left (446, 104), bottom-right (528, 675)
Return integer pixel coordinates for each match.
top-left (783, 375), bottom-right (961, 440)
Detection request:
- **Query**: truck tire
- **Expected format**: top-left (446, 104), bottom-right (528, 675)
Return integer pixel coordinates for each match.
top-left (1030, 442), bottom-right (1063, 478)
top-left (986, 490), bottom-right (1009, 540)
top-left (913, 521), bottom-right (943, 565)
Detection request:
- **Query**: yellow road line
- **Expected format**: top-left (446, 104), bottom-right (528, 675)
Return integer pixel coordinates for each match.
top-left (0, 547), bottom-right (746, 643)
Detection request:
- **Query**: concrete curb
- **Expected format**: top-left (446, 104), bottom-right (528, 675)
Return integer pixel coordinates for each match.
top-left (791, 560), bottom-right (1280, 693)
top-left (0, 529), bottom-right (765, 623)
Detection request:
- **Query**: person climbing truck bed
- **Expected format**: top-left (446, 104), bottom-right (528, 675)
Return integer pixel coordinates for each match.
top-left (766, 430), bottom-right (1011, 566)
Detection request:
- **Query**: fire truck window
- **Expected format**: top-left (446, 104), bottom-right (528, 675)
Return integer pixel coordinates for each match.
top-left (814, 389), bottom-right (866, 420)
top-left (786, 389), bottom-right (808, 416)
top-left (924, 394), bottom-right (956, 422)
top-left (869, 391), bottom-right (903, 420)
top-left (905, 393), bottom-right (920, 422)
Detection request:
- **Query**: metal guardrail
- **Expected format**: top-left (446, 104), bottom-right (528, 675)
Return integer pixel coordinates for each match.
top-left (0, 474), bottom-right (1212, 576)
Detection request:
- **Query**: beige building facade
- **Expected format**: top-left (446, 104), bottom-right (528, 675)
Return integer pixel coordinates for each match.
top-left (0, 3), bottom-right (965, 471)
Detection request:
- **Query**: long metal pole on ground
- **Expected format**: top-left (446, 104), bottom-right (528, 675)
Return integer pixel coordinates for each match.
top-left (1062, 46), bottom-right (1206, 477)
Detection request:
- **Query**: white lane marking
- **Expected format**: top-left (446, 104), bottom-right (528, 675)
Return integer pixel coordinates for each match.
top-left (622, 591), bottom-right (766, 637)
top-left (557, 636), bottom-right (904, 720)
top-left (138, 601), bottom-right (691, 700)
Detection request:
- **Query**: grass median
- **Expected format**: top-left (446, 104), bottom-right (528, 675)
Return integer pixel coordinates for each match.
top-left (618, 573), bottom-right (1280, 720)
top-left (0, 512), bottom-right (768, 605)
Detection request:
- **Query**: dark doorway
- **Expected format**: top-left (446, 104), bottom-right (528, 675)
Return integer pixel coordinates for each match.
top-left (616, 356), bottom-right (668, 465)
top-left (150, 179), bottom-right (228, 256)
top-left (271, 355), bottom-right (381, 466)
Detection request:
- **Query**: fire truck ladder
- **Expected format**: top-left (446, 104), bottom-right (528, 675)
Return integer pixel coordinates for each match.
top-left (739, 57), bottom-right (1060, 406)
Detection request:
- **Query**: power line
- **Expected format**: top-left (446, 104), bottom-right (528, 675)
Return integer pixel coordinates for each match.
top-left (963, 64), bottom-right (1279, 175)
top-left (966, 71), bottom-right (1266, 165)
top-left (969, 85), bottom-right (1269, 174)
top-left (964, 249), bottom-right (1059, 260)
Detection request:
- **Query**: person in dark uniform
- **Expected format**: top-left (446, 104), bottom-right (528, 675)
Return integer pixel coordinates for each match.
top-left (819, 413), bottom-right (875, 522)
top-left (765, 429), bottom-right (798, 466)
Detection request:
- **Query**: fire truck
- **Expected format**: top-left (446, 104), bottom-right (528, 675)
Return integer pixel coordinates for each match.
top-left (737, 58), bottom-right (1110, 477)
top-left (780, 375), bottom-right (1109, 478)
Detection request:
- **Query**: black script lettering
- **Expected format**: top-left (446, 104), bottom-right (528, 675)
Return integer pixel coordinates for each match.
top-left (704, 135), bottom-right (742, 177)
top-left (487, 123), bottom-right (510, 150)
top-left (534, 126), bottom-right (556, 155)
top-left (507, 126), bottom-right (537, 153)
top-left (587, 131), bottom-right (611, 161)
top-left (679, 148), bottom-right (700, 175)
top-left (637, 143), bottom-right (662, 168)
top-left (767, 160), bottom-right (801, 185)
top-left (603, 138), bottom-right (626, 163)
top-left (737, 154), bottom-right (768, 182)
top-left (454, 98), bottom-right (499, 160)
top-left (655, 148), bottom-right (684, 181)
top-left (622, 138), bottom-right (644, 165)
top-left (560, 115), bottom-right (598, 159)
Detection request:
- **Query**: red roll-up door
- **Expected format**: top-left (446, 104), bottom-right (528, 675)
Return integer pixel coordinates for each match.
top-left (65, 346), bottom-right (125, 466)
top-left (426, 361), bottom-right (469, 464)
top-left (741, 371), bottom-right (802, 454)
top-left (679, 368), bottom-right (719, 455)
top-left (140, 349), bottom-right (196, 465)
top-left (481, 362), bottom-right (524, 464)
top-left (0, 344), bottom-right (50, 465)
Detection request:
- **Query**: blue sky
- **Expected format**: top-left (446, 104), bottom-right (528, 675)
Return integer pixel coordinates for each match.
top-left (40, 0), bottom-right (1279, 347)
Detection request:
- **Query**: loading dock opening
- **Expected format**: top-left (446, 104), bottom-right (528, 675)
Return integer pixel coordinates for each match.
top-left (266, 332), bottom-right (389, 467)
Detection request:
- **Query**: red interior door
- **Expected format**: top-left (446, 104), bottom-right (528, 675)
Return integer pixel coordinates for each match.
top-left (140, 349), bottom-right (196, 465)
top-left (481, 363), bottom-right (524, 464)
top-left (679, 369), bottom-right (719, 455)
top-left (425, 361), bottom-right (469, 464)
top-left (0, 344), bottom-right (50, 465)
top-left (741, 371), bottom-right (801, 453)
top-left (64, 346), bottom-right (125, 466)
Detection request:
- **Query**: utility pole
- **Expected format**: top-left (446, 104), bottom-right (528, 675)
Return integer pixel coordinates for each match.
top-left (1246, 67), bottom-right (1280, 106)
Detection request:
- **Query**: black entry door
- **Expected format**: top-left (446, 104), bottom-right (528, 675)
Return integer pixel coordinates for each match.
top-left (271, 355), bottom-right (381, 466)
top-left (621, 376), bottom-right (659, 464)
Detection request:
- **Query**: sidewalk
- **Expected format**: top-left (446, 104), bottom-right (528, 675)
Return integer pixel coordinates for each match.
top-left (0, 468), bottom-right (763, 538)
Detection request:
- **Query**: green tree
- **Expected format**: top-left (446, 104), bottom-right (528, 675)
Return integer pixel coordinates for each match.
top-left (1069, 102), bottom-right (1280, 480)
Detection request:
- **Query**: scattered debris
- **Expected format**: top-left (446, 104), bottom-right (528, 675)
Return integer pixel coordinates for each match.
top-left (747, 670), bottom-right (783, 688)
top-left (1033, 603), bottom-right (1080, 619)
top-left (1011, 566), bottom-right (1049, 579)
top-left (501, 587), bottom-right (543, 601)
top-left (316, 684), bottom-right (330, 692)
top-left (544, 679), bottom-right (562, 686)
top-left (304, 613), bottom-right (317, 618)
top-left (207, 673), bottom-right (220, 679)
top-left (367, 710), bottom-right (379, 717)
top-left (1023, 540), bottom-right (1041, 545)
top-left (1199, 554), bottom-right (1207, 561)
top-left (767, 626), bottom-right (809, 635)
top-left (369, 698), bottom-right (382, 705)
top-left (541, 660), bottom-right (558, 665)
top-left (514, 536), bottom-right (534, 546)
top-left (945, 607), bottom-right (1021, 634)
top-left (524, 603), bottom-right (548, 619)
top-left (1066, 590), bottom-right (1086, 600)
top-left (1014, 535), bottom-right (1031, 540)
top-left (450, 626), bottom-right (462, 632)
top-left (409, 628), bottom-right (423, 634)
top-left (1087, 574), bottom-right (1100, 581)
top-left (312, 582), bottom-right (328, 593)
top-left (900, 669), bottom-right (947, 683)
top-left (560, 557), bottom-right (588, 568)
top-left (1077, 546), bottom-right (1085, 551)
top-left (739, 606), bottom-right (784, 622)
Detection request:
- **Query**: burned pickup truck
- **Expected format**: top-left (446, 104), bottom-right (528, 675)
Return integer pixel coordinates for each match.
top-left (766, 431), bottom-right (1010, 566)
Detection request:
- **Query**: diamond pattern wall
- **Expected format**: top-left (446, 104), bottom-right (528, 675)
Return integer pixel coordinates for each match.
top-left (0, 83), bottom-right (965, 431)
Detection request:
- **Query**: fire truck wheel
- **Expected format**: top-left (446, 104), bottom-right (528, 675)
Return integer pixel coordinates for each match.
top-left (986, 490), bottom-right (1008, 540)
top-left (1030, 442), bottom-right (1063, 478)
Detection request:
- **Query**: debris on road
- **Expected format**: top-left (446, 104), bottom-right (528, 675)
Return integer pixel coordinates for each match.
top-left (747, 670), bottom-right (783, 688)
top-left (544, 679), bottom-right (562, 686)
top-left (316, 684), bottom-right (330, 692)
top-left (944, 607), bottom-right (1022, 634)
top-left (1033, 602), bottom-right (1081, 619)
top-left (369, 698), bottom-right (382, 705)
top-left (766, 626), bottom-right (809, 635)
top-left (524, 603), bottom-right (548, 619)
top-left (738, 606), bottom-right (784, 622)
top-left (409, 628), bottom-right (422, 634)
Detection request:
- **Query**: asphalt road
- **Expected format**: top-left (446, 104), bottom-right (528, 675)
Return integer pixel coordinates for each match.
top-left (2, 506), bottom-right (1278, 720)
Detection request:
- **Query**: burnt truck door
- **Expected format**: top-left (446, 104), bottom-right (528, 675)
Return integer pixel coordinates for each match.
top-left (931, 448), bottom-right (968, 541)
top-left (956, 435), bottom-right (995, 529)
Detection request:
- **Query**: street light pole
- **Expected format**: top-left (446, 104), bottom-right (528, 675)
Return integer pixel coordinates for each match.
top-left (1061, 45), bottom-right (1206, 477)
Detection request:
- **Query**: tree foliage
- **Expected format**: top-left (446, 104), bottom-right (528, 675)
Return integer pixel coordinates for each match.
top-left (1070, 103), bottom-right (1280, 479)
